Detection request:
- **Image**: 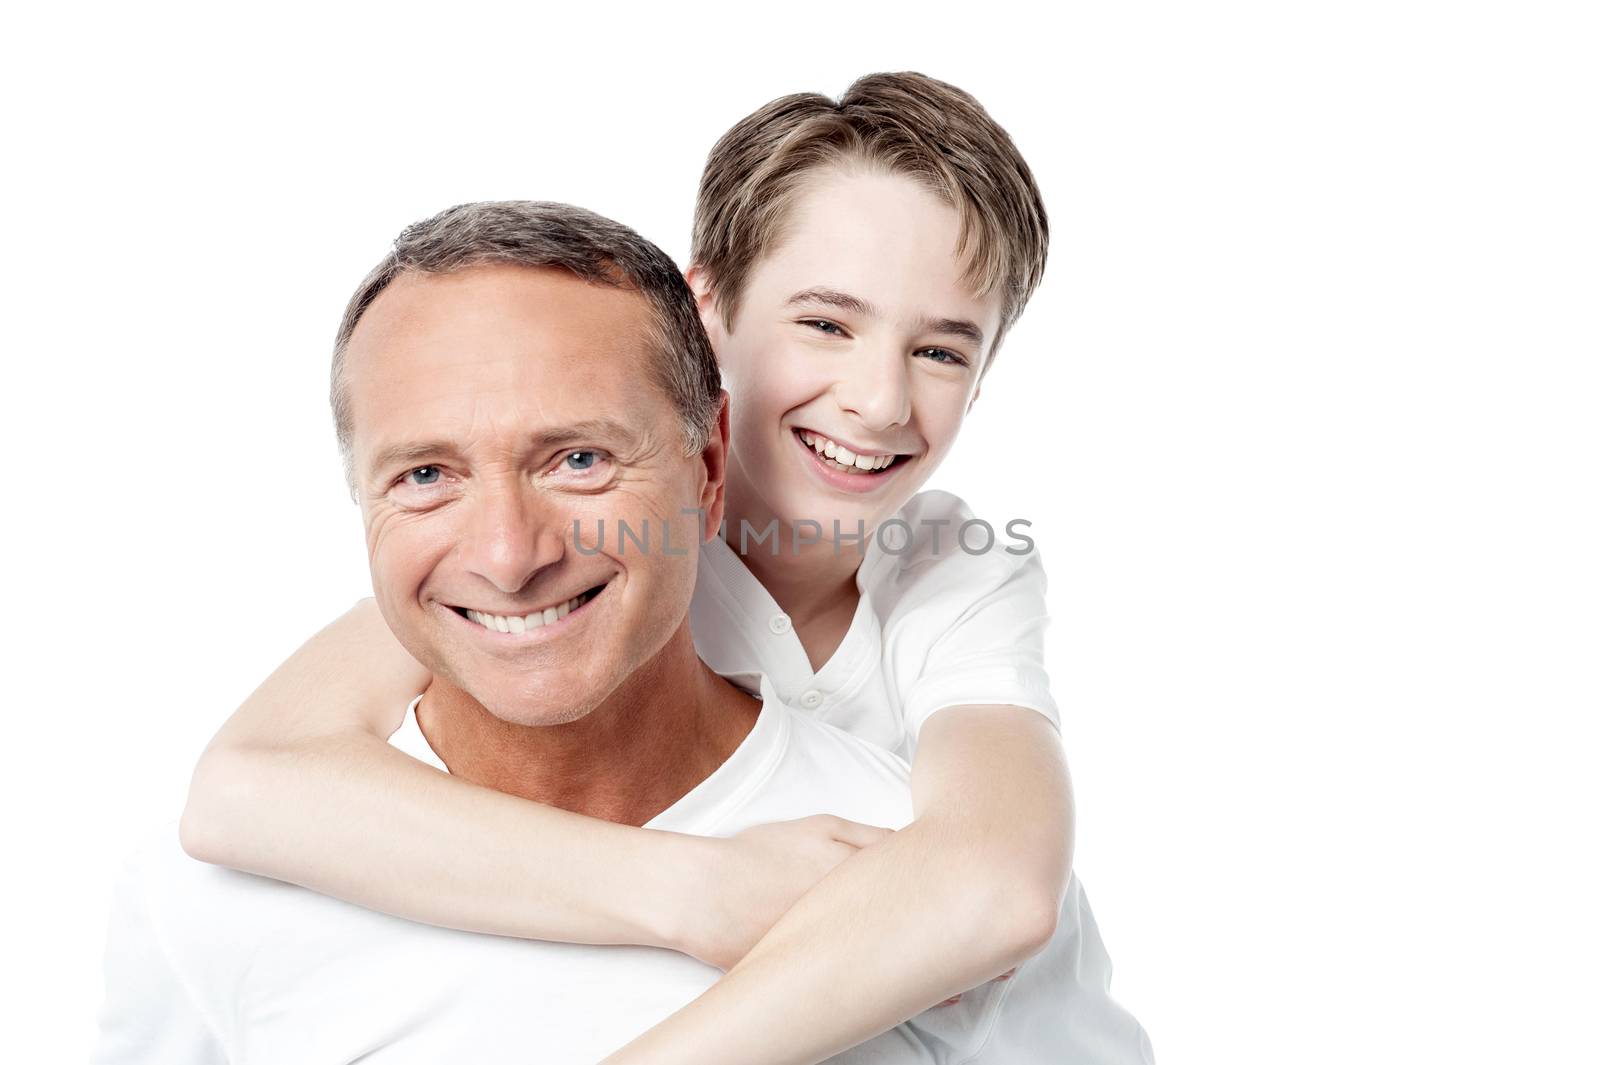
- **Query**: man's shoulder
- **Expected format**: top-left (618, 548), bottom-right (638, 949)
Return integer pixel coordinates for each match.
top-left (779, 700), bottom-right (912, 781)
top-left (738, 699), bottom-right (915, 832)
top-left (115, 821), bottom-right (301, 907)
top-left (108, 820), bottom-right (390, 978)
top-left (113, 821), bottom-right (233, 904)
top-left (102, 822), bottom-right (269, 1015)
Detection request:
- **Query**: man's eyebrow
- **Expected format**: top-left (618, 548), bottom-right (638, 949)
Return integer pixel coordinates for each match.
top-left (786, 288), bottom-right (985, 348)
top-left (364, 419), bottom-right (645, 482)
top-left (785, 287), bottom-right (879, 318)
top-left (366, 440), bottom-right (458, 482)
top-left (531, 418), bottom-right (645, 451)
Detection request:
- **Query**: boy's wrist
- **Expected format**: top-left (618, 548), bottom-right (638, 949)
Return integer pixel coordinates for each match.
top-left (649, 833), bottom-right (728, 961)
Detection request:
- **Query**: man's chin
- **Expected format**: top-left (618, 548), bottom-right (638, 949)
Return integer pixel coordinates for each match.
top-left (447, 674), bottom-right (602, 729)
top-left (484, 698), bottom-right (597, 728)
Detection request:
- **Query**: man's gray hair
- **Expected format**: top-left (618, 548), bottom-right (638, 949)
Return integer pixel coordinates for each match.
top-left (330, 201), bottom-right (722, 496)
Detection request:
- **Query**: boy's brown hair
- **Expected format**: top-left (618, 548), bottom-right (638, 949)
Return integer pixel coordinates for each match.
top-left (690, 71), bottom-right (1049, 366)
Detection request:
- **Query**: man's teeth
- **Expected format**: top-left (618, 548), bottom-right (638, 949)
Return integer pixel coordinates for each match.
top-left (464, 590), bottom-right (594, 633)
top-left (798, 430), bottom-right (898, 472)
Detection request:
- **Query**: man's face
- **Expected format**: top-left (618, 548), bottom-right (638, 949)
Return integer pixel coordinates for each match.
top-left (344, 263), bottom-right (721, 726)
top-left (702, 164), bottom-right (1003, 541)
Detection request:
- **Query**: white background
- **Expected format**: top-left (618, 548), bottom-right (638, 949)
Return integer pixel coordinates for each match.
top-left (5, 2), bottom-right (1596, 1061)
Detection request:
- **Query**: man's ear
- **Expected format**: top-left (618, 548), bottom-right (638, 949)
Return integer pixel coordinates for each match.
top-left (684, 264), bottom-right (725, 346)
top-left (698, 390), bottom-right (732, 542)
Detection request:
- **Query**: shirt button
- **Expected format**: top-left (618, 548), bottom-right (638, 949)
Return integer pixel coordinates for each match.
top-left (800, 689), bottom-right (824, 709)
top-left (768, 614), bottom-right (792, 635)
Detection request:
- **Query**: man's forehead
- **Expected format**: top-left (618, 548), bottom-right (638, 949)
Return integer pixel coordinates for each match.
top-left (348, 263), bottom-right (653, 357)
top-left (344, 264), bottom-right (667, 467)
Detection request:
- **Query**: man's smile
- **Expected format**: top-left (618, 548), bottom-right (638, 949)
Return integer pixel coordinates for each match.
top-left (444, 579), bottom-right (612, 635)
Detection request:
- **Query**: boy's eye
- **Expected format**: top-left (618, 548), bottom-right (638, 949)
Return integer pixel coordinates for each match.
top-left (917, 348), bottom-right (969, 367)
top-left (801, 319), bottom-right (846, 336)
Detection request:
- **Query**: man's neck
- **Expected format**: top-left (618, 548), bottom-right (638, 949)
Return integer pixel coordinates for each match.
top-left (415, 621), bottom-right (760, 827)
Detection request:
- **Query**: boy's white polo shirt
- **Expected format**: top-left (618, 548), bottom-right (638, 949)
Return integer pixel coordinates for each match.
top-left (691, 489), bottom-right (1061, 758)
top-left (91, 681), bottom-right (1151, 1064)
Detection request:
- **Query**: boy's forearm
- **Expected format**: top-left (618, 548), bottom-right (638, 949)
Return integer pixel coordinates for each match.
top-left (177, 600), bottom-right (712, 949)
top-left (601, 706), bottom-right (1073, 1065)
top-left (180, 730), bottom-right (704, 949)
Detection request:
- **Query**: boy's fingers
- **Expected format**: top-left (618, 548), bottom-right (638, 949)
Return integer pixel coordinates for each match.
top-left (939, 966), bottom-right (1018, 1006)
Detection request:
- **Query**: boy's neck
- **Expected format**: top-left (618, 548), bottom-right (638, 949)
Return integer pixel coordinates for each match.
top-left (721, 481), bottom-right (869, 635)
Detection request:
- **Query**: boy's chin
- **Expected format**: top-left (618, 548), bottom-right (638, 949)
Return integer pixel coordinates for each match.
top-left (774, 495), bottom-right (916, 540)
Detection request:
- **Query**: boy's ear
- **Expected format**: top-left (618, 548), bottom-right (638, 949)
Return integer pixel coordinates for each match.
top-left (683, 264), bottom-right (724, 344)
top-left (966, 381), bottom-right (984, 413)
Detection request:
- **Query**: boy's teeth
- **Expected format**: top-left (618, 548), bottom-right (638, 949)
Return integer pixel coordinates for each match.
top-left (801, 430), bottom-right (897, 473)
top-left (465, 590), bottom-right (592, 632)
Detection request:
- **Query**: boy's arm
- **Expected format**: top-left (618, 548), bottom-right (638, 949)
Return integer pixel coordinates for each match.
top-left (179, 600), bottom-right (881, 956)
top-left (179, 599), bottom-right (689, 947)
top-left (600, 703), bottom-right (1073, 1065)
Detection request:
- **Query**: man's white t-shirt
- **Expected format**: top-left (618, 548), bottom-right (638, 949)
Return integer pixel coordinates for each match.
top-left (692, 489), bottom-right (1059, 759)
top-left (92, 677), bottom-right (1152, 1064)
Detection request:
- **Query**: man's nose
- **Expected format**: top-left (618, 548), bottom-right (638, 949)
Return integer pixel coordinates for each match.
top-left (461, 483), bottom-right (565, 595)
top-left (834, 342), bottom-right (913, 433)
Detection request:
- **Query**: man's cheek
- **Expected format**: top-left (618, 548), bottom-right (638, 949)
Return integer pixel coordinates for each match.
top-left (363, 503), bottom-right (406, 558)
top-left (575, 487), bottom-right (674, 551)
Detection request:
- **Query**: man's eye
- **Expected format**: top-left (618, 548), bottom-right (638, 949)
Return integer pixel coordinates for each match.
top-left (404, 466), bottom-right (443, 486)
top-left (562, 450), bottom-right (604, 472)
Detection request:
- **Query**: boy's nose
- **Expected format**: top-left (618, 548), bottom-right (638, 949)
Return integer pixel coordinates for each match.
top-left (834, 346), bottom-right (912, 433)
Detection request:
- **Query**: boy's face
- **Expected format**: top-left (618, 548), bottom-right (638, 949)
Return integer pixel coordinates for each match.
top-left (701, 165), bottom-right (1002, 544)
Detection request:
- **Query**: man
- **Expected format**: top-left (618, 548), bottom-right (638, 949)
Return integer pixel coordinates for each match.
top-left (91, 201), bottom-right (1144, 1063)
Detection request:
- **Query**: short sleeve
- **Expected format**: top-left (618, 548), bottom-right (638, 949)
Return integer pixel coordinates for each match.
top-left (961, 879), bottom-right (1155, 1064)
top-left (90, 850), bottom-right (229, 1065)
top-left (900, 544), bottom-right (1061, 740)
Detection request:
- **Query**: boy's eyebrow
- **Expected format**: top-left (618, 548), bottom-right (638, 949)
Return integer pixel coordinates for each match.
top-left (786, 287), bottom-right (876, 317)
top-left (915, 316), bottom-right (986, 347)
top-left (785, 287), bottom-right (985, 347)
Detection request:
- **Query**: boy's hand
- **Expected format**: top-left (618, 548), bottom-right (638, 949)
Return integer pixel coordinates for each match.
top-left (937, 967), bottom-right (1016, 1006)
top-left (678, 816), bottom-right (893, 971)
